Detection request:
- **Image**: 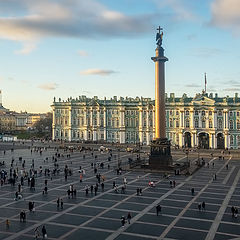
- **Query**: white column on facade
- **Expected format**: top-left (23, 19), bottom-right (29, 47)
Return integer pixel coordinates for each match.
top-left (212, 134), bottom-right (216, 148)
top-left (199, 111), bottom-right (202, 128)
top-left (104, 108), bottom-right (107, 141)
top-left (180, 110), bottom-right (184, 128)
top-left (179, 132), bottom-right (183, 147)
top-left (190, 110), bottom-right (194, 129)
top-left (119, 108), bottom-right (125, 144)
top-left (209, 133), bottom-right (212, 149)
top-left (146, 110), bottom-right (150, 145)
top-left (139, 109), bottom-right (143, 143)
top-left (68, 108), bottom-right (72, 141)
top-left (90, 109), bottom-right (93, 127)
top-left (97, 110), bottom-right (100, 126)
top-left (191, 132), bottom-right (194, 147)
top-left (213, 111), bottom-right (217, 129)
top-left (213, 134), bottom-right (217, 148)
top-left (52, 107), bottom-right (56, 140)
top-left (196, 134), bottom-right (199, 146)
top-left (153, 110), bottom-right (155, 135)
top-left (224, 133), bottom-right (229, 149)
top-left (93, 131), bottom-right (97, 141)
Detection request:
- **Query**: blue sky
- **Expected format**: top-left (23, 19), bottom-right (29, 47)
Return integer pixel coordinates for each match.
top-left (0, 0), bottom-right (240, 112)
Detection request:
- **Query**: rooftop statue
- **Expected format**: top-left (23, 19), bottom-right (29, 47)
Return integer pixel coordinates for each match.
top-left (156, 26), bottom-right (163, 47)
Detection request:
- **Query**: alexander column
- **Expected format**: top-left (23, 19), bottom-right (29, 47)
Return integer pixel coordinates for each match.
top-left (149, 26), bottom-right (172, 168)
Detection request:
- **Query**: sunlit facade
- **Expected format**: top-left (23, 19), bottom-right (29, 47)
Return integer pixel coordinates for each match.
top-left (52, 92), bottom-right (240, 149)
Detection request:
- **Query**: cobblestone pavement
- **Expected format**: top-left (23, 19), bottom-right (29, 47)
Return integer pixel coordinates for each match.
top-left (0, 143), bottom-right (239, 240)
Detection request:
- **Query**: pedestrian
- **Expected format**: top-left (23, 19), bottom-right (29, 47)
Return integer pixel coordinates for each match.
top-left (94, 185), bottom-right (98, 195)
top-left (191, 188), bottom-right (194, 195)
top-left (137, 188), bottom-right (140, 196)
top-left (231, 206), bottom-right (235, 217)
top-left (85, 186), bottom-right (89, 196)
top-left (202, 201), bottom-right (205, 211)
top-left (90, 185), bottom-right (93, 194)
top-left (57, 198), bottom-right (60, 208)
top-left (34, 227), bottom-right (40, 239)
top-left (20, 211), bottom-right (23, 222)
top-left (42, 225), bottom-right (47, 239)
top-left (121, 216), bottom-right (126, 227)
top-left (139, 188), bottom-right (142, 196)
top-left (127, 212), bottom-right (132, 224)
top-left (170, 180), bottom-right (172, 188)
top-left (173, 180), bottom-right (176, 187)
top-left (226, 164), bottom-right (229, 170)
top-left (67, 189), bottom-right (70, 198)
top-left (212, 162), bottom-right (215, 168)
top-left (198, 203), bottom-right (202, 211)
top-left (61, 199), bottom-right (63, 209)
top-left (6, 219), bottom-right (10, 229)
top-left (156, 204), bottom-right (161, 216)
top-left (101, 182), bottom-right (104, 191)
top-left (234, 207), bottom-right (238, 218)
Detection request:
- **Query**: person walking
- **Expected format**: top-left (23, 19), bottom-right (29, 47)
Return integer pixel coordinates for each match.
top-left (34, 227), bottom-right (40, 239)
top-left (234, 207), bottom-right (238, 218)
top-left (61, 199), bottom-right (63, 209)
top-left (6, 219), bottom-right (10, 229)
top-left (198, 203), bottom-right (202, 211)
top-left (42, 225), bottom-right (47, 239)
top-left (231, 206), bottom-right (235, 217)
top-left (127, 212), bottom-right (132, 224)
top-left (121, 216), bottom-right (126, 227)
top-left (57, 198), bottom-right (60, 209)
top-left (202, 201), bottom-right (206, 211)
top-left (156, 204), bottom-right (161, 216)
top-left (101, 182), bottom-right (104, 192)
top-left (191, 188), bottom-right (194, 195)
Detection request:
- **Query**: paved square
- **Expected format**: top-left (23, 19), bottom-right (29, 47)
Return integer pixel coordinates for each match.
top-left (0, 142), bottom-right (240, 240)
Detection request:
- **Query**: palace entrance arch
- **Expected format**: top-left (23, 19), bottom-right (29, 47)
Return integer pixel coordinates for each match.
top-left (184, 132), bottom-right (191, 148)
top-left (198, 132), bottom-right (209, 149)
top-left (217, 133), bottom-right (224, 149)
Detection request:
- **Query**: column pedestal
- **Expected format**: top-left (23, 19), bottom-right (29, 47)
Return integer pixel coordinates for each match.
top-left (149, 138), bottom-right (173, 168)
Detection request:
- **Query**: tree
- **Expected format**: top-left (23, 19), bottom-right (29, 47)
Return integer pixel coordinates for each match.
top-left (33, 112), bottom-right (52, 138)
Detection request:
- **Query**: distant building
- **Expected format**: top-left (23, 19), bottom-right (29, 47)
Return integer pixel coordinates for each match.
top-left (0, 90), bottom-right (47, 132)
top-left (51, 92), bottom-right (240, 149)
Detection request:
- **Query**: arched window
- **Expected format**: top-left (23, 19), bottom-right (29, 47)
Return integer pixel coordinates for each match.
top-left (230, 135), bottom-right (234, 145)
top-left (218, 119), bottom-right (223, 129)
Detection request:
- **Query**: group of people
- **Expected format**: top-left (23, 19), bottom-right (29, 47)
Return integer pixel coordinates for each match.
top-left (19, 210), bottom-right (26, 222)
top-left (121, 212), bottom-right (132, 227)
top-left (198, 201), bottom-right (206, 211)
top-left (67, 184), bottom-right (77, 198)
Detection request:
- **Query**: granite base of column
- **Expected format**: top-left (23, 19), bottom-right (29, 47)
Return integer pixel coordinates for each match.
top-left (149, 138), bottom-right (173, 169)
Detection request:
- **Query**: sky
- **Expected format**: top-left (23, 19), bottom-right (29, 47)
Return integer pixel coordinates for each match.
top-left (0, 0), bottom-right (240, 113)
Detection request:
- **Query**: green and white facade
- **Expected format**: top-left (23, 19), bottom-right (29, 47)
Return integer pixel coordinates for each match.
top-left (51, 92), bottom-right (240, 149)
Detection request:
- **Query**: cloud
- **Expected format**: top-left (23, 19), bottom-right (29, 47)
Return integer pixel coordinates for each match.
top-left (185, 84), bottom-right (201, 88)
top-left (221, 80), bottom-right (240, 87)
top-left (186, 34), bottom-right (197, 40)
top-left (14, 42), bottom-right (37, 55)
top-left (153, 0), bottom-right (197, 22)
top-left (189, 48), bottom-right (222, 58)
top-left (223, 88), bottom-right (240, 91)
top-left (0, 0), bottom-right (154, 53)
top-left (210, 0), bottom-right (240, 34)
top-left (38, 82), bottom-right (58, 90)
top-left (78, 50), bottom-right (88, 57)
top-left (80, 69), bottom-right (116, 76)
